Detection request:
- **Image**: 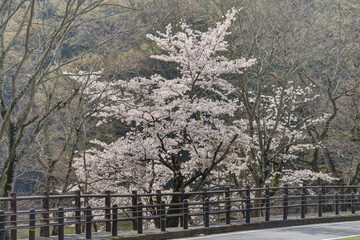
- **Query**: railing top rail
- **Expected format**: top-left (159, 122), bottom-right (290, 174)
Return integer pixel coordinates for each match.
top-left (48, 194), bottom-right (77, 199)
top-left (16, 196), bottom-right (45, 200)
top-left (1, 185), bottom-right (359, 202)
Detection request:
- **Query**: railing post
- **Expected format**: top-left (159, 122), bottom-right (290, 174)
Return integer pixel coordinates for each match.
top-left (351, 192), bottom-right (356, 214)
top-left (132, 190), bottom-right (138, 231)
top-left (203, 189), bottom-right (208, 201)
top-left (180, 189), bottom-right (184, 227)
top-left (161, 201), bottom-right (166, 231)
top-left (301, 194), bottom-right (306, 218)
top-left (226, 197), bottom-right (231, 224)
top-left (0, 210), bottom-right (5, 240)
top-left (86, 206), bottom-right (92, 240)
top-left (283, 194), bottom-right (288, 220)
top-left (283, 185), bottom-right (289, 219)
top-left (156, 190), bottom-right (162, 228)
top-left (226, 187), bottom-right (230, 198)
top-left (75, 190), bottom-right (81, 234)
top-left (41, 191), bottom-right (50, 237)
top-left (183, 199), bottom-right (188, 230)
top-left (204, 198), bottom-right (210, 227)
top-left (245, 196), bottom-right (251, 223)
top-left (335, 193), bottom-right (339, 215)
top-left (112, 204), bottom-right (118, 237)
top-left (245, 186), bottom-right (251, 199)
top-left (265, 185), bottom-right (270, 196)
top-left (341, 184), bottom-right (345, 212)
top-left (245, 185), bottom-right (251, 222)
top-left (284, 184), bottom-right (289, 196)
top-left (202, 190), bottom-right (208, 227)
top-left (265, 195), bottom-right (270, 221)
top-left (137, 202), bottom-right (143, 234)
top-left (58, 207), bottom-right (64, 240)
top-left (318, 193), bottom-right (323, 217)
top-left (303, 185), bottom-right (307, 213)
top-left (265, 185), bottom-right (270, 222)
top-left (29, 209), bottom-right (36, 240)
top-left (10, 192), bottom-right (17, 240)
top-left (322, 185), bottom-right (326, 212)
top-left (105, 190), bottom-right (111, 232)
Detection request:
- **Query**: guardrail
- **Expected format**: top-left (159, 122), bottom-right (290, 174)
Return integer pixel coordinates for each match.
top-left (0, 184), bottom-right (359, 240)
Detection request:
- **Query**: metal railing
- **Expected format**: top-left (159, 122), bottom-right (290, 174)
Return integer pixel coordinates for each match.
top-left (0, 184), bottom-right (359, 240)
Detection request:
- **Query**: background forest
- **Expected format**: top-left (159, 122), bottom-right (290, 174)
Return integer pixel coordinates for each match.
top-left (0, 0), bottom-right (359, 201)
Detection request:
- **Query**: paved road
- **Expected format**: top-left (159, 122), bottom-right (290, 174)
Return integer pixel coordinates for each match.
top-left (34, 212), bottom-right (358, 240)
top-left (175, 221), bottom-right (360, 240)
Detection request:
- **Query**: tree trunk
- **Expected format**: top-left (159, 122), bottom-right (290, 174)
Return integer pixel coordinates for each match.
top-left (1, 122), bottom-right (17, 198)
top-left (166, 173), bottom-right (183, 227)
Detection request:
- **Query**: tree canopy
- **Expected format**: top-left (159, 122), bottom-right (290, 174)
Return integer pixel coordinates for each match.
top-left (0, 0), bottom-right (359, 202)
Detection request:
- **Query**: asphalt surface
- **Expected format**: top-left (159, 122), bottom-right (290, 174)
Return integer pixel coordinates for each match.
top-left (175, 221), bottom-right (360, 240)
top-left (34, 212), bottom-right (359, 239)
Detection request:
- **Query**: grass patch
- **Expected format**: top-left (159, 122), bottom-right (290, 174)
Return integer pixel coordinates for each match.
top-left (16, 221), bottom-right (133, 239)
top-left (218, 216), bottom-right (239, 222)
top-left (17, 226), bottom-right (76, 239)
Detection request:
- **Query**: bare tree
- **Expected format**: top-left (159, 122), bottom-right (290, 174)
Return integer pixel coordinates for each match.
top-left (0, 0), bottom-right (113, 197)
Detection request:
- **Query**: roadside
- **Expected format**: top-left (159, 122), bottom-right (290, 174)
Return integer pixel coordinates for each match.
top-left (35, 213), bottom-right (360, 240)
top-left (174, 221), bottom-right (360, 240)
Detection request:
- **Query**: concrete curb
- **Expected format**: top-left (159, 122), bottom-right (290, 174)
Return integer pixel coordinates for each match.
top-left (107, 215), bottom-right (360, 240)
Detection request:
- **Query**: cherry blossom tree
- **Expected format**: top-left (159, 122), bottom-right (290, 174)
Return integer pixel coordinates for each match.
top-left (74, 8), bottom-right (256, 194)
top-left (71, 7), bottom-right (339, 226)
top-left (62, 70), bottom-right (120, 193)
top-left (72, 9), bottom-right (256, 226)
top-left (73, 6), bottom-right (337, 197)
top-left (75, 9), bottom-right (255, 192)
top-left (211, 82), bottom-right (336, 192)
